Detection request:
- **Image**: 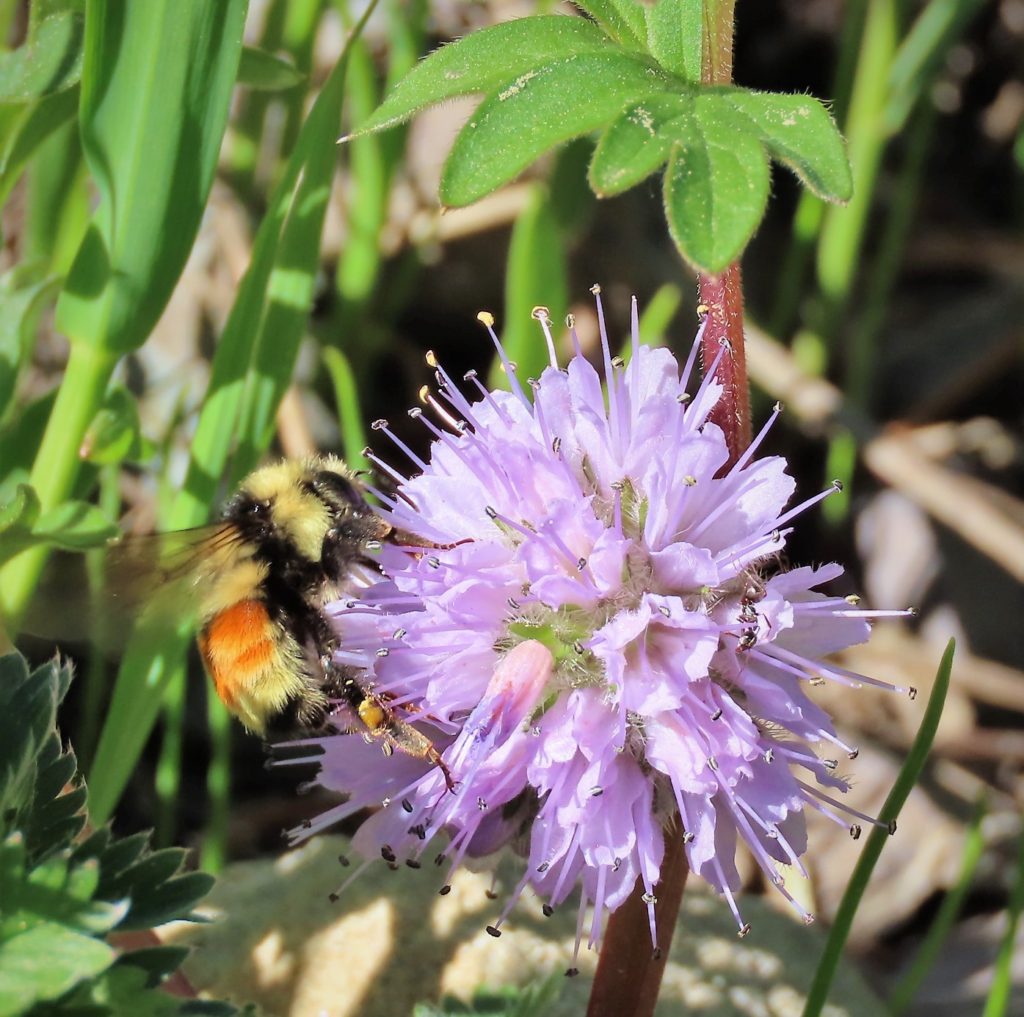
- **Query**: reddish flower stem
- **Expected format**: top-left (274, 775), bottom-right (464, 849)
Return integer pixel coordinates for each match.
top-left (584, 827), bottom-right (689, 1017)
top-left (699, 264), bottom-right (751, 465)
top-left (587, 3), bottom-right (750, 1012)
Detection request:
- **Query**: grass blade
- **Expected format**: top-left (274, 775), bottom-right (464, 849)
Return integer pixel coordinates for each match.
top-left (87, 0), bottom-right (381, 825)
top-left (802, 639), bottom-right (955, 1017)
top-left (982, 820), bottom-right (1024, 1017)
top-left (888, 794), bottom-right (987, 1015)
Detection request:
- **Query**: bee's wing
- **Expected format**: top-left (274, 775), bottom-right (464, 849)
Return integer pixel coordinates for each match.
top-left (21, 523), bottom-right (245, 652)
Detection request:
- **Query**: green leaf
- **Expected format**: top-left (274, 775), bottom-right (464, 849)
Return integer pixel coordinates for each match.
top-left (55, 0), bottom-right (247, 354)
top-left (0, 10), bottom-right (84, 102)
top-left (0, 919), bottom-right (115, 1017)
top-left (0, 268), bottom-right (61, 421)
top-left (589, 92), bottom-right (693, 197)
top-left (441, 51), bottom-right (672, 207)
top-left (32, 499), bottom-right (119, 550)
top-left (237, 45), bottom-right (304, 91)
top-left (80, 387), bottom-right (153, 465)
top-left (359, 16), bottom-right (616, 135)
top-left (0, 655), bottom-right (78, 856)
top-left (0, 87), bottom-right (79, 211)
top-left (0, 484), bottom-right (40, 537)
top-left (720, 89), bottom-right (853, 203)
top-left (572, 1), bottom-right (646, 48)
top-left (662, 103), bottom-right (771, 272)
top-left (644, 0), bottom-right (702, 80)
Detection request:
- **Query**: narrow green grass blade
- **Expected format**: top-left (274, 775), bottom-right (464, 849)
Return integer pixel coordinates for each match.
top-left (87, 1), bottom-right (380, 825)
top-left (0, 0), bottom-right (246, 629)
top-left (58, 0), bottom-right (246, 356)
top-left (982, 820), bottom-right (1024, 1017)
top-left (322, 347), bottom-right (369, 473)
top-left (802, 639), bottom-right (955, 1017)
top-left (889, 795), bottom-right (987, 1016)
top-left (200, 696), bottom-right (232, 874)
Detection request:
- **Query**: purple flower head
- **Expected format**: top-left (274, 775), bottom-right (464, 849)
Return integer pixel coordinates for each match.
top-left (284, 291), bottom-right (914, 955)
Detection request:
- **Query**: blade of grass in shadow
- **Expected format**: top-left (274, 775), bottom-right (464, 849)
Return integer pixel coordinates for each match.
top-left (802, 639), bottom-right (954, 1017)
top-left (0, 0), bottom-right (247, 630)
top-left (322, 347), bottom-right (369, 473)
top-left (982, 819), bottom-right (1024, 1017)
top-left (87, 1), bottom-right (380, 824)
top-left (889, 794), bottom-right (987, 1015)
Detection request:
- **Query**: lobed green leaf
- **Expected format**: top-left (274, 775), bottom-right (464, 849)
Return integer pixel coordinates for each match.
top-left (719, 88), bottom-right (853, 202)
top-left (360, 16), bottom-right (616, 135)
top-left (589, 92), bottom-right (694, 196)
top-left (663, 104), bottom-right (771, 273)
top-left (441, 51), bottom-right (673, 207)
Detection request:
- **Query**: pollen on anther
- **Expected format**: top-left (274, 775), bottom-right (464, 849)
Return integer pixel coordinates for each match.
top-left (738, 923), bottom-right (751, 938)
top-left (531, 305), bottom-right (550, 321)
top-left (477, 311), bottom-right (495, 328)
top-left (371, 418), bottom-right (388, 431)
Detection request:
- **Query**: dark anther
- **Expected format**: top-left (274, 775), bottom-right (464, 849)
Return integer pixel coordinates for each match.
top-left (848, 748), bottom-right (860, 760)
top-left (552, 437), bottom-right (562, 454)
top-left (439, 884), bottom-right (452, 895)
top-left (849, 825), bottom-right (862, 840)
top-left (485, 925), bottom-right (502, 938)
top-left (434, 853), bottom-right (445, 866)
top-left (888, 820), bottom-right (898, 836)
top-left (738, 924), bottom-right (751, 938)
top-left (406, 859), bottom-right (421, 870)
top-left (402, 799), bottom-right (414, 813)
top-left (381, 846), bottom-right (396, 863)
top-left (908, 687), bottom-right (918, 700)
top-left (328, 892), bottom-right (340, 903)
top-left (652, 947), bottom-right (663, 961)
top-left (565, 967), bottom-right (580, 978)
top-left (537, 861), bottom-right (550, 873)
top-left (573, 641), bottom-right (585, 654)
top-left (485, 506), bottom-right (498, 519)
top-left (589, 786), bottom-right (603, 797)
top-left (577, 557), bottom-right (587, 571)
top-left (485, 889), bottom-right (498, 900)
top-left (338, 854), bottom-right (350, 867)
top-left (823, 758), bottom-right (838, 770)
top-left (542, 904), bottom-right (554, 917)
top-left (507, 597), bottom-right (520, 609)
top-left (711, 708), bottom-right (723, 721)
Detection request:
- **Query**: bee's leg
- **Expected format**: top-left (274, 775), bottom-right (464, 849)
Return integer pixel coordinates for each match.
top-left (356, 696), bottom-right (456, 794)
top-left (324, 662), bottom-right (456, 793)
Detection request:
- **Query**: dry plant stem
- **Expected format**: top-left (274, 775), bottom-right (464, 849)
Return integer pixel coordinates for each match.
top-left (699, 264), bottom-right (752, 465)
top-left (585, 828), bottom-right (689, 1017)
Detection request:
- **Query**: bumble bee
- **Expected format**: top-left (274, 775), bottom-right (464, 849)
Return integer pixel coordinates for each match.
top-left (49, 456), bottom-right (453, 787)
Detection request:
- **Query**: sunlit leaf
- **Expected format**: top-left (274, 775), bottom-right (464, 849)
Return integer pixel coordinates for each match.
top-left (359, 16), bottom-right (616, 134)
top-left (719, 88), bottom-right (853, 202)
top-left (644, 0), bottom-right (702, 80)
top-left (663, 106), bottom-right (771, 272)
top-left (441, 51), bottom-right (672, 206)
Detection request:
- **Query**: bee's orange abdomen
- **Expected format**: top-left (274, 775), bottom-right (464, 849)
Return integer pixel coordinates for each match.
top-left (199, 599), bottom-right (276, 711)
